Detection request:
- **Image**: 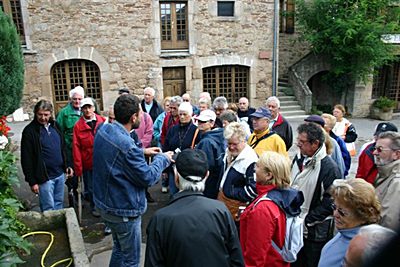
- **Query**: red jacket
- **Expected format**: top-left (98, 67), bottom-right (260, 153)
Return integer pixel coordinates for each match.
top-left (240, 184), bottom-right (289, 267)
top-left (160, 112), bottom-right (179, 145)
top-left (72, 114), bottom-right (105, 176)
top-left (356, 142), bottom-right (378, 184)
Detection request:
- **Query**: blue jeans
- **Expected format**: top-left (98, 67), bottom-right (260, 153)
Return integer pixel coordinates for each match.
top-left (39, 173), bottom-right (65, 212)
top-left (82, 170), bottom-right (94, 209)
top-left (168, 168), bottom-right (178, 196)
top-left (104, 216), bottom-right (142, 267)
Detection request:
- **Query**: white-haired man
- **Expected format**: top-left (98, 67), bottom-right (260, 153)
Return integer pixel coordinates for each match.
top-left (141, 87), bottom-right (164, 122)
top-left (266, 96), bottom-right (293, 151)
top-left (145, 149), bottom-right (244, 267)
top-left (212, 96), bottom-right (228, 128)
top-left (56, 85), bottom-right (84, 207)
top-left (373, 131), bottom-right (400, 231)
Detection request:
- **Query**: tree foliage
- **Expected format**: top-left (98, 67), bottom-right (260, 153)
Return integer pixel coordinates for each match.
top-left (0, 9), bottom-right (24, 116)
top-left (296, 0), bottom-right (400, 92)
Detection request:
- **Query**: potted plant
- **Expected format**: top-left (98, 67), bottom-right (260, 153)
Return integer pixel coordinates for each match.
top-left (370, 96), bottom-right (396, 121)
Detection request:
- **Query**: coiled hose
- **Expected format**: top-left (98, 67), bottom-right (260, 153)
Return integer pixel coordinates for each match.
top-left (22, 231), bottom-right (73, 267)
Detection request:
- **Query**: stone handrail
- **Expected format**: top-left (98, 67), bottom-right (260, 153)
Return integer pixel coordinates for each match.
top-left (288, 66), bottom-right (312, 113)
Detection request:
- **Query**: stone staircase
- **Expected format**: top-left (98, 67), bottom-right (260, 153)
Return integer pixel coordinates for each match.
top-left (277, 77), bottom-right (308, 119)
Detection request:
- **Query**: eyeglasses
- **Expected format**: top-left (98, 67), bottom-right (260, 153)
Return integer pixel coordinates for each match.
top-left (373, 146), bottom-right (393, 153)
top-left (332, 204), bottom-right (351, 217)
top-left (197, 120), bottom-right (210, 124)
top-left (296, 138), bottom-right (311, 146)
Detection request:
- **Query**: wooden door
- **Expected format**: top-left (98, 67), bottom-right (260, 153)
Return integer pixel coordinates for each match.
top-left (163, 67), bottom-right (186, 97)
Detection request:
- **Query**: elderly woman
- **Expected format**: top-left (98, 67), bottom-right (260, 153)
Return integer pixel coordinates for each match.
top-left (332, 104), bottom-right (358, 156)
top-left (240, 151), bottom-right (304, 267)
top-left (218, 122), bottom-right (259, 221)
top-left (163, 102), bottom-right (201, 195)
top-left (317, 178), bottom-right (381, 267)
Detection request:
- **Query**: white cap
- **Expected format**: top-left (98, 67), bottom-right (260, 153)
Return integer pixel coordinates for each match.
top-left (178, 102), bottom-right (193, 116)
top-left (80, 97), bottom-right (94, 108)
top-left (69, 86), bottom-right (85, 98)
top-left (196, 109), bottom-right (216, 122)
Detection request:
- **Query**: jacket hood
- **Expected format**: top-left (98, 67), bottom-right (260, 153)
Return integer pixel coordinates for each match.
top-left (267, 188), bottom-right (304, 217)
top-left (203, 127), bottom-right (225, 147)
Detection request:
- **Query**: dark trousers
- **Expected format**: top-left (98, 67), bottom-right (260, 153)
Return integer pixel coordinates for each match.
top-left (291, 239), bottom-right (327, 267)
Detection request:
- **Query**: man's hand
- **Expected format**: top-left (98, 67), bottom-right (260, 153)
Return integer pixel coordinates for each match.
top-left (163, 151), bottom-right (175, 163)
top-left (144, 147), bottom-right (162, 156)
top-left (31, 184), bottom-right (39, 194)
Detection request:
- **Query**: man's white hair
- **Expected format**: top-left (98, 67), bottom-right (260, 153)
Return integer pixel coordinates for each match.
top-left (178, 174), bottom-right (205, 192)
top-left (144, 87), bottom-right (156, 96)
top-left (266, 96), bottom-right (280, 108)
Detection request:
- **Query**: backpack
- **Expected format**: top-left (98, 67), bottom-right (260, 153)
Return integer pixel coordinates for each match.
top-left (254, 192), bottom-right (304, 263)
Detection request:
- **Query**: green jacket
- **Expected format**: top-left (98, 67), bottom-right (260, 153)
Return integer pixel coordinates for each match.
top-left (56, 103), bottom-right (81, 161)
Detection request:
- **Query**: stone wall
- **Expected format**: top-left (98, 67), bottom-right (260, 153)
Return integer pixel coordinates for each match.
top-left (278, 32), bottom-right (310, 77)
top-left (21, 0), bottom-right (275, 114)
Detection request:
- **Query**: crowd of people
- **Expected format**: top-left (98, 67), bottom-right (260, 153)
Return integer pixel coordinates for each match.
top-left (20, 85), bottom-right (400, 267)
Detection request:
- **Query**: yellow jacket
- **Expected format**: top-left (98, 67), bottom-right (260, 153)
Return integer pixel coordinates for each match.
top-left (247, 128), bottom-right (288, 157)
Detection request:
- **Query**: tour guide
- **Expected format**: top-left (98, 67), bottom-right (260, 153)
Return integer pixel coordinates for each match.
top-left (92, 94), bottom-right (173, 267)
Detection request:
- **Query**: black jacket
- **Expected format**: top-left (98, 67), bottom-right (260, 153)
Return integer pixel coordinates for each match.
top-left (145, 191), bottom-right (244, 267)
top-left (21, 118), bottom-right (67, 186)
top-left (141, 99), bottom-right (164, 123)
top-left (293, 155), bottom-right (341, 242)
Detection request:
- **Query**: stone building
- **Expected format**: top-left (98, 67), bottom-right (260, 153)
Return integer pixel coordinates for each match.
top-left (2, 0), bottom-right (279, 115)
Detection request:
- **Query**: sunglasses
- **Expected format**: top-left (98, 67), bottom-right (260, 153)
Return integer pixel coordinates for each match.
top-left (373, 146), bottom-right (393, 153)
top-left (332, 203), bottom-right (351, 217)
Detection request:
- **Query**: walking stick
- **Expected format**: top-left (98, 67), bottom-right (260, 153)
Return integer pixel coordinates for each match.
top-left (77, 176), bottom-right (82, 224)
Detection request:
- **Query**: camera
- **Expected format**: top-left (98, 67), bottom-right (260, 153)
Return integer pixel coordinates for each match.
top-left (172, 148), bottom-right (181, 161)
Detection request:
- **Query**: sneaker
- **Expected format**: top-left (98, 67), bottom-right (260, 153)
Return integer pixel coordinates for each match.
top-left (104, 226), bottom-right (112, 235)
top-left (91, 209), bottom-right (100, 217)
top-left (161, 186), bottom-right (168, 193)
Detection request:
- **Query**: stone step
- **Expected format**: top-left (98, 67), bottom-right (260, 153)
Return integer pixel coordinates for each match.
top-left (281, 110), bottom-right (307, 117)
top-left (278, 95), bottom-right (296, 102)
top-left (279, 100), bottom-right (299, 106)
top-left (284, 114), bottom-right (309, 120)
top-left (280, 105), bottom-right (303, 112)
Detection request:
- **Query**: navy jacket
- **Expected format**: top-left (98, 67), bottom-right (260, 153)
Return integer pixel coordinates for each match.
top-left (21, 118), bottom-right (67, 186)
top-left (196, 128), bottom-right (225, 199)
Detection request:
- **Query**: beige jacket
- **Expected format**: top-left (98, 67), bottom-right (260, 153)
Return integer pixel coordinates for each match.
top-left (375, 160), bottom-right (400, 231)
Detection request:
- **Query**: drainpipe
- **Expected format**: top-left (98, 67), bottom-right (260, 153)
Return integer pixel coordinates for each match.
top-left (271, 0), bottom-right (279, 96)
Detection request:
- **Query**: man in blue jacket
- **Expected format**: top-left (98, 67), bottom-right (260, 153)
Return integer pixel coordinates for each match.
top-left (93, 94), bottom-right (173, 267)
top-left (195, 109), bottom-right (225, 199)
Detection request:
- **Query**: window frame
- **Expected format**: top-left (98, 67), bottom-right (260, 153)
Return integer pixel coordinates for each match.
top-left (160, 1), bottom-right (189, 50)
top-left (203, 65), bottom-right (250, 103)
top-left (217, 1), bottom-right (235, 17)
top-left (0, 0), bottom-right (26, 45)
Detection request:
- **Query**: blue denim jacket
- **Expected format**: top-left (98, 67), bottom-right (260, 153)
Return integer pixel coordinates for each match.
top-left (93, 121), bottom-right (170, 217)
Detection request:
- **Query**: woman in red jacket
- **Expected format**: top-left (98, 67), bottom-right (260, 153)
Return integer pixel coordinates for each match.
top-left (72, 97), bottom-right (105, 216)
top-left (240, 151), bottom-right (303, 267)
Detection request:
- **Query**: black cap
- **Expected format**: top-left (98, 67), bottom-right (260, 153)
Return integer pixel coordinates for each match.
top-left (176, 149), bottom-right (208, 182)
top-left (118, 88), bottom-right (130, 95)
top-left (304, 115), bottom-right (325, 127)
top-left (374, 122), bottom-right (398, 136)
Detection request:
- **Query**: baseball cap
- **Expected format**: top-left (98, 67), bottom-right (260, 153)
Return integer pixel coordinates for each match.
top-left (176, 149), bottom-right (209, 182)
top-left (249, 107), bottom-right (272, 119)
top-left (304, 115), bottom-right (325, 127)
top-left (118, 88), bottom-right (130, 95)
top-left (80, 97), bottom-right (94, 108)
top-left (374, 122), bottom-right (398, 136)
top-left (196, 109), bottom-right (216, 122)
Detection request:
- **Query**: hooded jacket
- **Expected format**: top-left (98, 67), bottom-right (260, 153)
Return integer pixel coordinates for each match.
top-left (196, 127), bottom-right (226, 199)
top-left (240, 184), bottom-right (304, 267)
